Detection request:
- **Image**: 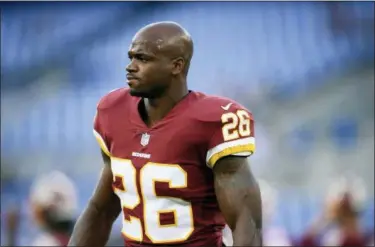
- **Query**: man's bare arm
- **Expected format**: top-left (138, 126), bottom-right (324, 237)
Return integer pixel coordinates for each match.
top-left (68, 151), bottom-right (121, 247)
top-left (214, 156), bottom-right (262, 246)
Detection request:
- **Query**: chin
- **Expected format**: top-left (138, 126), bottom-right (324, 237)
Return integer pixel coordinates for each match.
top-left (129, 88), bottom-right (163, 99)
top-left (129, 88), bottom-right (149, 97)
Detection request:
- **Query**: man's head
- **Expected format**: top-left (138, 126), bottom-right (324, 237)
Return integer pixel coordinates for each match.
top-left (126, 21), bottom-right (193, 98)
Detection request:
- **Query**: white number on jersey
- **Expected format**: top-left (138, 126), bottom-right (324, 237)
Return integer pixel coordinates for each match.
top-left (111, 158), bottom-right (194, 244)
top-left (221, 109), bottom-right (251, 141)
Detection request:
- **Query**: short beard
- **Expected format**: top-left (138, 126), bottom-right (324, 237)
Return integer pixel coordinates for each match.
top-left (129, 86), bottom-right (166, 99)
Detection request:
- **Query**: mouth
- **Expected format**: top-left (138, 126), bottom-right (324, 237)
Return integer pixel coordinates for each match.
top-left (126, 75), bottom-right (139, 86)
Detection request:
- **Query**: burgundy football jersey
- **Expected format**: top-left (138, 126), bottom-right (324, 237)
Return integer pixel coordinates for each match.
top-left (93, 88), bottom-right (256, 247)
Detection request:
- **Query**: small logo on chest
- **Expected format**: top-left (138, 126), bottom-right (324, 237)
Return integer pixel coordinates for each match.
top-left (132, 152), bottom-right (151, 159)
top-left (140, 133), bottom-right (151, 146)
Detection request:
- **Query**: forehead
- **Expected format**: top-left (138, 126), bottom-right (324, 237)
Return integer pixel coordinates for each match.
top-left (129, 38), bottom-right (164, 56)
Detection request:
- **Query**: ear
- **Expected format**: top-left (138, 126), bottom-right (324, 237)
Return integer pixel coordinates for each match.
top-left (171, 57), bottom-right (185, 75)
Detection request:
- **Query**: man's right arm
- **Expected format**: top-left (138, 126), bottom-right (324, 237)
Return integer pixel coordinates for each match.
top-left (68, 151), bottom-right (121, 246)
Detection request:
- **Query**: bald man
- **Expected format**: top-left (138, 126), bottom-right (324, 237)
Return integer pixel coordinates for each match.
top-left (68, 22), bottom-right (262, 247)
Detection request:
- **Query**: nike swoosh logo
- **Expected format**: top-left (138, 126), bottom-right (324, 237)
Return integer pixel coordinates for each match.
top-left (221, 103), bottom-right (233, 111)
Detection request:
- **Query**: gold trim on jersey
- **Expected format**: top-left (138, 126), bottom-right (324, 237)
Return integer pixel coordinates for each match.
top-left (93, 129), bottom-right (111, 156)
top-left (206, 137), bottom-right (255, 168)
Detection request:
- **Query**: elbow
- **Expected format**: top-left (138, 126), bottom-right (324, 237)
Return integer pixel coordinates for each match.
top-left (225, 190), bottom-right (262, 233)
top-left (87, 199), bottom-right (102, 215)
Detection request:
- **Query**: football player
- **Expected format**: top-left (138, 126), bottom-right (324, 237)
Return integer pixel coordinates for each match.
top-left (69, 21), bottom-right (262, 247)
top-left (30, 171), bottom-right (78, 246)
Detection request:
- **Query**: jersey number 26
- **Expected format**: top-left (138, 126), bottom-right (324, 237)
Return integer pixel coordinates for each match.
top-left (111, 158), bottom-right (194, 244)
top-left (221, 109), bottom-right (251, 141)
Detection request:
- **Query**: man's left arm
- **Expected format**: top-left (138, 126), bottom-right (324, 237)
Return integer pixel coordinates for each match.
top-left (213, 156), bottom-right (262, 246)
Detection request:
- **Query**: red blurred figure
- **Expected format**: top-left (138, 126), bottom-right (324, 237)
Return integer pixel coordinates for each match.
top-left (297, 174), bottom-right (373, 246)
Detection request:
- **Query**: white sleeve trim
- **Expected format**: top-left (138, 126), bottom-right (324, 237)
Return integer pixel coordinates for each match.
top-left (206, 137), bottom-right (255, 166)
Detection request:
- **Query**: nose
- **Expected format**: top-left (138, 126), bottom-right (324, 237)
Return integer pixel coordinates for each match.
top-left (126, 60), bottom-right (138, 73)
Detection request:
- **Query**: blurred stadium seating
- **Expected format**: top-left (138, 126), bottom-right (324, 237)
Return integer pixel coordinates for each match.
top-left (1, 2), bottom-right (374, 245)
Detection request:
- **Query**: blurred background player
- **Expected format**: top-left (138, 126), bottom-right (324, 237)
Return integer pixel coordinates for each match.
top-left (223, 179), bottom-right (291, 246)
top-left (29, 171), bottom-right (78, 246)
top-left (296, 174), bottom-right (374, 246)
top-left (4, 171), bottom-right (78, 246)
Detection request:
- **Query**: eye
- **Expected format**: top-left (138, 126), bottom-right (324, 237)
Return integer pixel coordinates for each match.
top-left (128, 53), bottom-right (150, 63)
top-left (136, 55), bottom-right (148, 63)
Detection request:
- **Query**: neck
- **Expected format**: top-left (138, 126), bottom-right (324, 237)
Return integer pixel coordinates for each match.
top-left (144, 81), bottom-right (188, 126)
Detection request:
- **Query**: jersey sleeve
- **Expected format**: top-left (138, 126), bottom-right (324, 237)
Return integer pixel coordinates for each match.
top-left (206, 103), bottom-right (255, 168)
top-left (93, 109), bottom-right (111, 156)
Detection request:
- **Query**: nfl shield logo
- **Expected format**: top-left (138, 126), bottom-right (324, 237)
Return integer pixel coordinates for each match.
top-left (140, 133), bottom-right (150, 146)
